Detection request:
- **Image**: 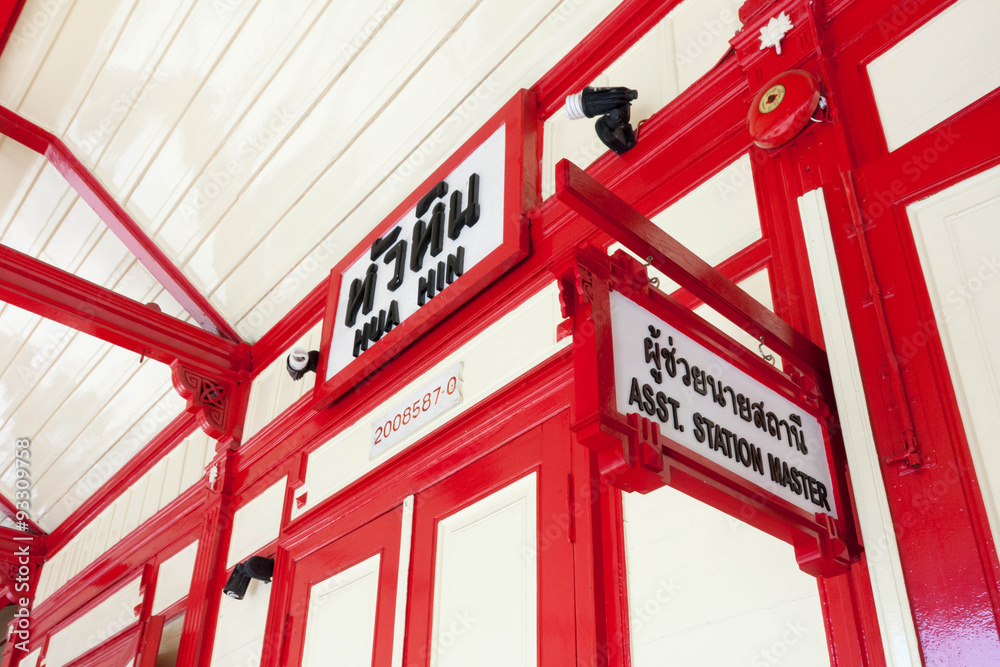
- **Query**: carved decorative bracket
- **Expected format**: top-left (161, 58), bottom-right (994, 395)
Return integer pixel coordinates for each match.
top-left (170, 361), bottom-right (243, 442)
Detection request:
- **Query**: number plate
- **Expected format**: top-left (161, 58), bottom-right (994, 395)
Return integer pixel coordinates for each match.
top-left (370, 363), bottom-right (464, 459)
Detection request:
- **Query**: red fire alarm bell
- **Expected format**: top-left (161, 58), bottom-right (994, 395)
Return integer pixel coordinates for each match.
top-left (747, 69), bottom-right (822, 149)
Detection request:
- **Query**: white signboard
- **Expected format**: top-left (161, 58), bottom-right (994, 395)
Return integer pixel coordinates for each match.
top-left (609, 291), bottom-right (837, 518)
top-left (327, 127), bottom-right (507, 382)
top-left (370, 363), bottom-right (463, 459)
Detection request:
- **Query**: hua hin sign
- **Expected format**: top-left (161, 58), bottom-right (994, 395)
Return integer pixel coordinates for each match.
top-left (315, 92), bottom-right (536, 407)
top-left (565, 246), bottom-right (854, 577)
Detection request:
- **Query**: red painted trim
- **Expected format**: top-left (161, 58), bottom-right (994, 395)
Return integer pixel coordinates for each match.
top-left (0, 494), bottom-right (45, 536)
top-left (45, 413), bottom-right (197, 556)
top-left (313, 90), bottom-right (537, 409)
top-left (0, 244), bottom-right (241, 377)
top-left (0, 0), bottom-right (25, 58)
top-left (533, 0), bottom-right (687, 120)
top-left (0, 105), bottom-right (240, 342)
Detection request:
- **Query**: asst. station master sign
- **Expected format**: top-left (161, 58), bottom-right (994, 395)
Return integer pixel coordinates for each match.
top-left (566, 246), bottom-right (854, 577)
top-left (315, 92), bottom-right (536, 406)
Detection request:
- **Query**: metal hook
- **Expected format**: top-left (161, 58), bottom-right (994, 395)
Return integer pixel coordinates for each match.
top-left (758, 336), bottom-right (775, 366)
top-left (643, 256), bottom-right (660, 287)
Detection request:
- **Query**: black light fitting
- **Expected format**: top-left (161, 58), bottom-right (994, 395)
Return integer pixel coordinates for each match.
top-left (286, 347), bottom-right (320, 381)
top-left (565, 86), bottom-right (639, 155)
top-left (223, 555), bottom-right (275, 600)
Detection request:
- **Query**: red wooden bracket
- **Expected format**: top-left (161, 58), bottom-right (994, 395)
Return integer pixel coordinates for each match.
top-left (171, 362), bottom-right (245, 443)
top-left (0, 105), bottom-right (240, 341)
top-left (555, 159), bottom-right (831, 385)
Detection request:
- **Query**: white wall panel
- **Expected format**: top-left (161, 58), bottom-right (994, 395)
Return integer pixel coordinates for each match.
top-left (431, 473), bottom-right (536, 667)
top-left (152, 540), bottom-right (200, 616)
top-left (211, 578), bottom-right (272, 667)
top-left (623, 485), bottom-right (828, 666)
top-left (542, 0), bottom-right (742, 198)
top-left (799, 189), bottom-right (920, 665)
top-left (45, 576), bottom-right (142, 667)
top-left (907, 164), bottom-right (1000, 551)
top-left (16, 648), bottom-right (40, 667)
top-left (226, 479), bottom-right (285, 569)
top-left (302, 554), bottom-right (381, 667)
top-left (292, 284), bottom-right (566, 520)
top-left (868, 0), bottom-right (1000, 151)
top-left (34, 432), bottom-right (210, 606)
top-left (243, 322), bottom-right (323, 442)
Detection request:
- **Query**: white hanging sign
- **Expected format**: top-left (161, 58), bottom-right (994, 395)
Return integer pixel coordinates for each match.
top-left (609, 291), bottom-right (837, 518)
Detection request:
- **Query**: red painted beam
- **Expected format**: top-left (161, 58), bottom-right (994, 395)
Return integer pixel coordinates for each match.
top-left (0, 493), bottom-right (45, 536)
top-left (0, 105), bottom-right (241, 342)
top-left (555, 158), bottom-right (831, 380)
top-left (0, 244), bottom-right (241, 376)
top-left (0, 0), bottom-right (25, 58)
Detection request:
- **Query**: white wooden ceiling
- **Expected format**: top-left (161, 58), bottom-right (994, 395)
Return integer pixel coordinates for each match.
top-left (0, 0), bottom-right (623, 532)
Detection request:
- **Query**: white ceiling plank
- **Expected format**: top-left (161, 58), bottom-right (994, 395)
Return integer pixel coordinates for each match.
top-left (88, 0), bottom-right (263, 231)
top-left (64, 0), bottom-right (199, 169)
top-left (209, 0), bottom-right (565, 323)
top-left (107, 0), bottom-right (327, 214)
top-left (163, 0), bottom-right (473, 286)
top-left (17, 0), bottom-right (138, 135)
top-left (0, 0), bottom-right (81, 110)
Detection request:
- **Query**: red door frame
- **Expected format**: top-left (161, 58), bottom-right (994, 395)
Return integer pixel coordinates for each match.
top-left (279, 506), bottom-right (405, 666)
top-left (404, 411), bottom-right (576, 666)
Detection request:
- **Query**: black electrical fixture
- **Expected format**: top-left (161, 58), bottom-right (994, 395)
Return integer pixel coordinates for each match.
top-left (286, 347), bottom-right (320, 381)
top-left (565, 86), bottom-right (640, 155)
top-left (223, 556), bottom-right (275, 600)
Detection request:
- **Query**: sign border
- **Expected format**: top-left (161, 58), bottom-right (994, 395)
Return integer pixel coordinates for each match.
top-left (314, 90), bottom-right (537, 409)
top-left (563, 244), bottom-right (858, 577)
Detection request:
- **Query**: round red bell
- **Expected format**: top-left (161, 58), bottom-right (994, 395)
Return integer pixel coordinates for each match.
top-left (747, 69), bottom-right (822, 149)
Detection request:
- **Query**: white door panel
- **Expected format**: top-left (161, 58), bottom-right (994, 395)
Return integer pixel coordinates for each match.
top-left (302, 555), bottom-right (382, 667)
top-left (431, 473), bottom-right (537, 667)
top-left (908, 163), bottom-right (1000, 540)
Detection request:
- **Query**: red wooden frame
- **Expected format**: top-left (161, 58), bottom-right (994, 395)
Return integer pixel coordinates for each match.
top-left (556, 158), bottom-right (831, 385)
top-left (278, 506), bottom-right (405, 666)
top-left (0, 495), bottom-right (44, 537)
top-left (25, 0), bottom-right (1000, 664)
top-left (314, 90), bottom-right (538, 408)
top-left (0, 106), bottom-right (240, 341)
top-left (404, 413), bottom-right (576, 666)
